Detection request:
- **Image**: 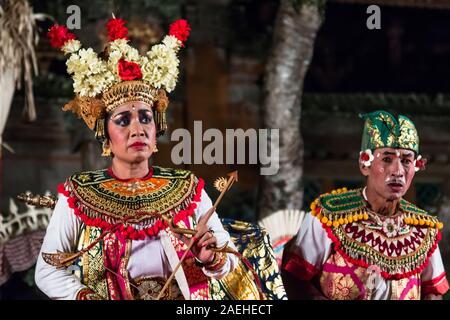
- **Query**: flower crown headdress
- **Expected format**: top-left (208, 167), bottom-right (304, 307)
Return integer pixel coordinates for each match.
top-left (47, 16), bottom-right (191, 141)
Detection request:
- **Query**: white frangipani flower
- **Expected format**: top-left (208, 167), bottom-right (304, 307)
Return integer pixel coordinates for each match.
top-left (62, 39), bottom-right (81, 55)
top-left (414, 155), bottom-right (423, 172)
top-left (62, 28), bottom-right (183, 97)
top-left (162, 35), bottom-right (181, 51)
top-left (359, 149), bottom-right (374, 167)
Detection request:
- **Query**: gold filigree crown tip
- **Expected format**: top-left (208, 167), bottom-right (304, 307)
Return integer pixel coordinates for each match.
top-left (214, 177), bottom-right (227, 192)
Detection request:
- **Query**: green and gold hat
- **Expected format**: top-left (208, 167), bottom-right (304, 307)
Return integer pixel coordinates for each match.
top-left (360, 110), bottom-right (419, 154)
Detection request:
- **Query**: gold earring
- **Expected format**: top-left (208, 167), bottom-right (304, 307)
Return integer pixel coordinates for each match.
top-left (102, 141), bottom-right (111, 157)
top-left (153, 143), bottom-right (158, 153)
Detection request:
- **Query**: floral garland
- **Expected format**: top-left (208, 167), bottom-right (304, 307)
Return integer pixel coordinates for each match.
top-left (47, 18), bottom-right (191, 98)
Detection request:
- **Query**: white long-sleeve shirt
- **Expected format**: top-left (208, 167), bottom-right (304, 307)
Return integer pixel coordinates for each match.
top-left (35, 189), bottom-right (237, 300)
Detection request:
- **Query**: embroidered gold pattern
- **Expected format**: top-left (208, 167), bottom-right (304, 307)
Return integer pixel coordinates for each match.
top-left (312, 188), bottom-right (442, 278)
top-left (131, 276), bottom-right (184, 300)
top-left (66, 167), bottom-right (199, 229)
top-left (78, 225), bottom-right (109, 299)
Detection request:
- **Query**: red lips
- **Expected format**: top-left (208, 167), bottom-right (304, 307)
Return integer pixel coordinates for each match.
top-left (129, 141), bottom-right (147, 149)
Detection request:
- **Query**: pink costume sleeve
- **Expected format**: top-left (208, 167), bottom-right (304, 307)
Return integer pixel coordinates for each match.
top-left (283, 212), bottom-right (332, 281)
top-left (421, 246), bottom-right (449, 296)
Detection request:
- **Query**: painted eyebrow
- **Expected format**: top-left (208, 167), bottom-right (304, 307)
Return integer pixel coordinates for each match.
top-left (112, 109), bottom-right (151, 118)
top-left (401, 153), bottom-right (414, 158)
top-left (382, 151), bottom-right (414, 157)
top-left (111, 111), bottom-right (131, 119)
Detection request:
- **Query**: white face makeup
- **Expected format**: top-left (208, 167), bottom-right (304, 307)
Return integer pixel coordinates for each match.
top-left (361, 147), bottom-right (416, 201)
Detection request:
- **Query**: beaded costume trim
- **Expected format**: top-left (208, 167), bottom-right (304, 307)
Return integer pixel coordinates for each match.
top-left (310, 188), bottom-right (443, 279)
top-left (58, 166), bottom-right (204, 240)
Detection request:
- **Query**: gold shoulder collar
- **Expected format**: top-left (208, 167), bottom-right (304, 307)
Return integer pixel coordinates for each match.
top-left (310, 188), bottom-right (368, 228)
top-left (59, 167), bottom-right (204, 237)
top-left (309, 188), bottom-right (443, 230)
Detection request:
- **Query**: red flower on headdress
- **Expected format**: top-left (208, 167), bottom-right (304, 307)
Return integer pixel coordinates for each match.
top-left (360, 153), bottom-right (370, 162)
top-left (414, 155), bottom-right (426, 172)
top-left (416, 159), bottom-right (425, 169)
top-left (107, 18), bottom-right (129, 41)
top-left (359, 149), bottom-right (374, 167)
top-left (169, 19), bottom-right (191, 45)
top-left (47, 25), bottom-right (76, 49)
top-left (118, 59), bottom-right (142, 81)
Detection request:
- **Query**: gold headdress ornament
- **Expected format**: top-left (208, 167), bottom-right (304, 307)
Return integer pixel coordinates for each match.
top-left (47, 16), bottom-right (190, 141)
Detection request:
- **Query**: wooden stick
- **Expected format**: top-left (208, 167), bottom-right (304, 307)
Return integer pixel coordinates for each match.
top-left (156, 171), bottom-right (238, 300)
top-left (156, 236), bottom-right (197, 300)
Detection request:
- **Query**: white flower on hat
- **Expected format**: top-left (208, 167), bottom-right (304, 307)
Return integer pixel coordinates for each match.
top-left (141, 39), bottom-right (180, 92)
top-left (162, 35), bottom-right (181, 51)
top-left (48, 18), bottom-right (190, 98)
top-left (359, 149), bottom-right (374, 167)
top-left (62, 39), bottom-right (81, 55)
top-left (414, 155), bottom-right (426, 172)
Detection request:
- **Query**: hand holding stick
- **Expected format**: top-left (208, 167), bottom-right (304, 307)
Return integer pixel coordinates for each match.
top-left (156, 171), bottom-right (238, 300)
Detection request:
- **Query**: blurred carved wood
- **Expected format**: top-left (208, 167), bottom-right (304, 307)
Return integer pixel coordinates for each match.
top-left (0, 197), bottom-right (52, 285)
top-left (258, 0), bottom-right (323, 218)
